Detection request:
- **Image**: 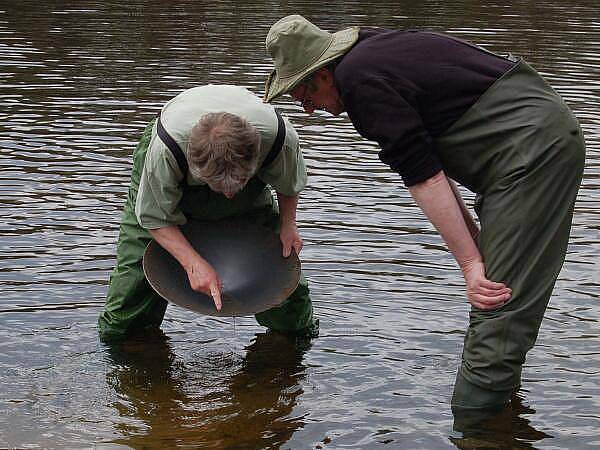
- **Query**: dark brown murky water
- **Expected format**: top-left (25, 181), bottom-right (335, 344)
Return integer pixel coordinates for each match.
top-left (1, 1), bottom-right (599, 448)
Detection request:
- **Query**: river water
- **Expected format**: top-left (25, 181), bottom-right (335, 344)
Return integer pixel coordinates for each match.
top-left (1, 1), bottom-right (598, 449)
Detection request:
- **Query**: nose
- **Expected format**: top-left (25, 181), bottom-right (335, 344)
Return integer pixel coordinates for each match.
top-left (224, 191), bottom-right (235, 199)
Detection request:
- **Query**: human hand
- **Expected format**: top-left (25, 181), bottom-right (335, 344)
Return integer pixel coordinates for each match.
top-left (280, 222), bottom-right (303, 258)
top-left (185, 259), bottom-right (223, 311)
top-left (461, 260), bottom-right (511, 310)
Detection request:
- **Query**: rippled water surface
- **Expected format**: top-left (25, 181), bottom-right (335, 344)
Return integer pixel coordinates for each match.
top-left (1, 1), bottom-right (599, 448)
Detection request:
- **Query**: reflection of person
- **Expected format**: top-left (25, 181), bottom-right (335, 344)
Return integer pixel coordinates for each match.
top-left (98, 85), bottom-right (317, 341)
top-left (264, 15), bottom-right (585, 413)
top-left (103, 330), bottom-right (310, 448)
top-left (449, 392), bottom-right (551, 448)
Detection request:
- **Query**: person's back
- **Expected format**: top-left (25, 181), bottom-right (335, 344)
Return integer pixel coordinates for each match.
top-left (335, 28), bottom-right (514, 138)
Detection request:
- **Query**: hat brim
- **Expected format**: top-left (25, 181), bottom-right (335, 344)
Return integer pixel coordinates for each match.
top-left (264, 26), bottom-right (360, 103)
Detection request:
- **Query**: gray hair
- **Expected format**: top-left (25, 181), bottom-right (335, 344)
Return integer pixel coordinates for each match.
top-left (187, 112), bottom-right (260, 194)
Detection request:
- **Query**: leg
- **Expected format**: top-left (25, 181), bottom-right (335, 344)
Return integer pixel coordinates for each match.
top-left (98, 209), bottom-right (167, 341)
top-left (250, 206), bottom-right (318, 336)
top-left (453, 128), bottom-right (585, 410)
top-left (255, 274), bottom-right (318, 336)
top-left (98, 121), bottom-right (168, 341)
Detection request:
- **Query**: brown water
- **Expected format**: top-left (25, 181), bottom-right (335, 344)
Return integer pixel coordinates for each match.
top-left (1, 1), bottom-right (599, 448)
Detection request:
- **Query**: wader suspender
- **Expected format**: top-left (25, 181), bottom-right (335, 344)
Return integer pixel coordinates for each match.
top-left (156, 110), bottom-right (286, 183)
top-left (156, 114), bottom-right (189, 178)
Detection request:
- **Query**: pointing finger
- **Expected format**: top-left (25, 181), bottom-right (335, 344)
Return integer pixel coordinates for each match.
top-left (210, 282), bottom-right (222, 311)
top-left (282, 241), bottom-right (291, 258)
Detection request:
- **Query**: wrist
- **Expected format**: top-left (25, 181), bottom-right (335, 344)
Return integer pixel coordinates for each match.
top-left (280, 217), bottom-right (297, 229)
top-left (181, 252), bottom-right (207, 272)
top-left (458, 256), bottom-right (483, 274)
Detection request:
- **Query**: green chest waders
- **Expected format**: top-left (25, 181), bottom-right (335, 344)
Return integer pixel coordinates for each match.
top-left (435, 59), bottom-right (585, 410)
top-left (98, 118), bottom-right (316, 340)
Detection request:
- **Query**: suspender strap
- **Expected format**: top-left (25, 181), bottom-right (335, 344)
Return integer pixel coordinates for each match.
top-left (261, 109), bottom-right (286, 168)
top-left (156, 113), bottom-right (189, 177)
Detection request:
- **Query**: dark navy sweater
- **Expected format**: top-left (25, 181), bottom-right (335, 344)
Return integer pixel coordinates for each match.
top-left (335, 28), bottom-right (515, 186)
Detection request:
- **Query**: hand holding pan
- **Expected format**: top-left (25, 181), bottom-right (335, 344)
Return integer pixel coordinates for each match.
top-left (143, 218), bottom-right (301, 317)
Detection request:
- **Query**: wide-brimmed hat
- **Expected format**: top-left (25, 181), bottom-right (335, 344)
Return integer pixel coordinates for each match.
top-left (264, 15), bottom-right (359, 103)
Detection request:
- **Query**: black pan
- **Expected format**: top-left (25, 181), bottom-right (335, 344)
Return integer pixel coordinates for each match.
top-left (142, 219), bottom-right (301, 317)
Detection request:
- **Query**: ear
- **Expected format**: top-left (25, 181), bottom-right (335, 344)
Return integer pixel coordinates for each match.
top-left (316, 67), bottom-right (333, 80)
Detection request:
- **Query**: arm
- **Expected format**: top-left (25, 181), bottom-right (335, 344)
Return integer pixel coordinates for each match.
top-left (135, 133), bottom-right (222, 310)
top-left (448, 179), bottom-right (480, 240)
top-left (276, 192), bottom-right (303, 258)
top-left (259, 116), bottom-right (306, 258)
top-left (407, 171), bottom-right (511, 310)
top-left (149, 225), bottom-right (222, 311)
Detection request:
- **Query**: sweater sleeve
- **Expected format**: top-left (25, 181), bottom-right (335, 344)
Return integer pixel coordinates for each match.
top-left (339, 74), bottom-right (443, 186)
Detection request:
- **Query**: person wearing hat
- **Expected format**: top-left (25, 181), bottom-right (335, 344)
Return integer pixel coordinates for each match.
top-left (98, 84), bottom-right (317, 341)
top-left (264, 15), bottom-right (585, 414)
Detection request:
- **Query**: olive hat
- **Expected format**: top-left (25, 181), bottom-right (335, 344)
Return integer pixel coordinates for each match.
top-left (264, 15), bottom-right (359, 102)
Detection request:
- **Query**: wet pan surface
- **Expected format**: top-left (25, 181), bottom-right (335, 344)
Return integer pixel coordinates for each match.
top-left (143, 219), bottom-right (301, 316)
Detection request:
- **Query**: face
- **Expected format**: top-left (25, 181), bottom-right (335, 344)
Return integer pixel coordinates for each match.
top-left (290, 69), bottom-right (345, 116)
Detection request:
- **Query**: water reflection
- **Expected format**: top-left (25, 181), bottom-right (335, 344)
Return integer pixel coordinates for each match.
top-left (103, 331), bottom-right (311, 449)
top-left (1, 0), bottom-right (599, 447)
top-left (450, 392), bottom-right (551, 449)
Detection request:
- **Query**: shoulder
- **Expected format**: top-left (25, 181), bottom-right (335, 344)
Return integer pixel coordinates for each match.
top-left (168, 84), bottom-right (262, 109)
top-left (337, 28), bottom-right (432, 74)
top-left (144, 122), bottom-right (183, 176)
top-left (163, 84), bottom-right (276, 141)
top-left (335, 29), bottom-right (395, 86)
top-left (282, 115), bottom-right (299, 149)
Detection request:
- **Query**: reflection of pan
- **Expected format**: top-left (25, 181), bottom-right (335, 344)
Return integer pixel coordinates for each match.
top-left (142, 219), bottom-right (301, 317)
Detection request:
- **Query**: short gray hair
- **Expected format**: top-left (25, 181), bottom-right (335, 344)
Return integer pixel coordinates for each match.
top-left (187, 112), bottom-right (260, 193)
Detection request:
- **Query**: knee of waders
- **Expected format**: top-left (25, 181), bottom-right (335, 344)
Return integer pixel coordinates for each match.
top-left (97, 298), bottom-right (167, 343)
top-left (254, 281), bottom-right (317, 336)
top-left (451, 371), bottom-right (513, 414)
top-left (97, 315), bottom-right (164, 343)
top-left (97, 313), bottom-right (130, 343)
